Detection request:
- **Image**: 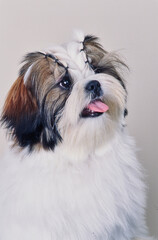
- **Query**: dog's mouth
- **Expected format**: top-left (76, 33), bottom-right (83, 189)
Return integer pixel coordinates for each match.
top-left (81, 99), bottom-right (109, 118)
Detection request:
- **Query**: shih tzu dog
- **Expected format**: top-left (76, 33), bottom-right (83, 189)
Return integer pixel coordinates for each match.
top-left (0, 32), bottom-right (154, 240)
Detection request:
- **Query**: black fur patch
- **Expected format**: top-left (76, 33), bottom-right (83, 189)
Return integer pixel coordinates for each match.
top-left (84, 35), bottom-right (99, 43)
top-left (1, 110), bottom-right (42, 150)
top-left (124, 108), bottom-right (128, 117)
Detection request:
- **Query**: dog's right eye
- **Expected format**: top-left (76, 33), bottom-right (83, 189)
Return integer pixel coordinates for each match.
top-left (59, 72), bottom-right (72, 90)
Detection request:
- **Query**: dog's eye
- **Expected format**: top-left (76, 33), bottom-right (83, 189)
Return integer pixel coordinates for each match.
top-left (91, 65), bottom-right (106, 74)
top-left (94, 67), bottom-right (104, 74)
top-left (59, 79), bottom-right (71, 89)
top-left (59, 72), bottom-right (72, 90)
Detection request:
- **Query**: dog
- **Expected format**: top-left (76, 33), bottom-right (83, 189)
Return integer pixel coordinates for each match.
top-left (0, 31), bottom-right (154, 240)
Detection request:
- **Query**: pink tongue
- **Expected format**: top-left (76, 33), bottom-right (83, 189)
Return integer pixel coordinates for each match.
top-left (87, 100), bottom-right (109, 113)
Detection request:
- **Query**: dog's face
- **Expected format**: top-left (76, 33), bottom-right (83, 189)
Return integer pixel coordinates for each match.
top-left (1, 33), bottom-right (127, 152)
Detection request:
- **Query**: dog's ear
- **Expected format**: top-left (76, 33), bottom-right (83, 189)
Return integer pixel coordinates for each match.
top-left (1, 53), bottom-right (45, 149)
top-left (1, 52), bottom-right (63, 150)
top-left (84, 35), bottom-right (127, 91)
top-left (84, 35), bottom-right (106, 63)
top-left (1, 74), bottom-right (42, 149)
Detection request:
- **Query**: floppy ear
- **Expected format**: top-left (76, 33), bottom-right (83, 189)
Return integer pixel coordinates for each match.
top-left (84, 35), bottom-right (127, 90)
top-left (1, 51), bottom-right (63, 151)
top-left (1, 75), bottom-right (42, 148)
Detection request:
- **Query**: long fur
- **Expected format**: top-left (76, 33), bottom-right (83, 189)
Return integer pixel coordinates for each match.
top-left (0, 32), bottom-right (155, 240)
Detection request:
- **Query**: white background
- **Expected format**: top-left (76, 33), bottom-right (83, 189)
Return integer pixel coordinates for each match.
top-left (0, 0), bottom-right (157, 237)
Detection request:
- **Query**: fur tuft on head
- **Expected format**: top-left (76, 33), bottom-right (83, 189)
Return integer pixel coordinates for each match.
top-left (72, 29), bottom-right (85, 43)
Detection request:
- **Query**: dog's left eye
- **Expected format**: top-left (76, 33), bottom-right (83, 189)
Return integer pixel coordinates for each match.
top-left (59, 73), bottom-right (72, 90)
top-left (90, 64), bottom-right (105, 74)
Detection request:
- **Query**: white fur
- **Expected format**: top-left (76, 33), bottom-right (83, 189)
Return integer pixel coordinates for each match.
top-left (24, 63), bottom-right (34, 84)
top-left (0, 133), bottom-right (153, 240)
top-left (0, 32), bottom-right (155, 240)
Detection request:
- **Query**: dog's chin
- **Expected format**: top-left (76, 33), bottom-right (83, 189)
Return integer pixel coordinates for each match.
top-left (59, 102), bottom-right (116, 161)
top-left (58, 116), bottom-right (116, 162)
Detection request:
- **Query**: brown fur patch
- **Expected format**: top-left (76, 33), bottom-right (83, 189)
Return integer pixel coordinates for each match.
top-left (2, 76), bottom-right (38, 121)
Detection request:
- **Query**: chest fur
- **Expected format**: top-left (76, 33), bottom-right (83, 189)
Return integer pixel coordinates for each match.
top-left (0, 149), bottom-right (143, 240)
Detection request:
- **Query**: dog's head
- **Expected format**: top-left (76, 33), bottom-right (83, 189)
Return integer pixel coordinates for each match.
top-left (1, 32), bottom-right (128, 152)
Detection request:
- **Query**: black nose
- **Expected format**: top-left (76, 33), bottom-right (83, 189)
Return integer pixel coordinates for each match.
top-left (85, 80), bottom-right (102, 98)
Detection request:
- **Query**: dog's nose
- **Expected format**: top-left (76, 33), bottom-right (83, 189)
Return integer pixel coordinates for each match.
top-left (85, 80), bottom-right (102, 98)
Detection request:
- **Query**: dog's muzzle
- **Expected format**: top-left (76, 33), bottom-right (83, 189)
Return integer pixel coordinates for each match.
top-left (81, 80), bottom-right (109, 118)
